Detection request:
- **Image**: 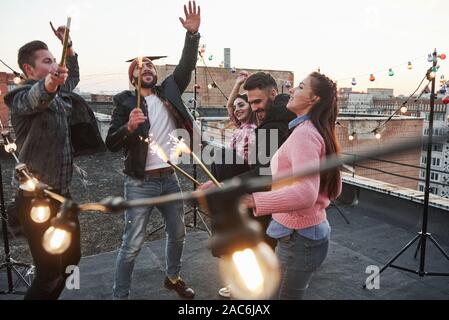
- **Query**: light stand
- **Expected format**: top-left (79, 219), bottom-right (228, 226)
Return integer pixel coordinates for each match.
top-left (183, 64), bottom-right (211, 235)
top-left (0, 160), bottom-right (34, 295)
top-left (363, 49), bottom-right (449, 287)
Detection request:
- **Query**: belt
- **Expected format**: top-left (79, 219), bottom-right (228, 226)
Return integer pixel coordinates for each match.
top-left (144, 167), bottom-right (175, 178)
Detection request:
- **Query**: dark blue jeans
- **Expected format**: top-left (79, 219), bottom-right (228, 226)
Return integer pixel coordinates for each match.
top-left (275, 232), bottom-right (329, 300)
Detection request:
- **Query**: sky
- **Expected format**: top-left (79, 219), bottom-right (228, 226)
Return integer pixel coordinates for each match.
top-left (0, 0), bottom-right (447, 95)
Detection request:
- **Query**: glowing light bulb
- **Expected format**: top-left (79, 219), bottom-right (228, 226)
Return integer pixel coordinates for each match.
top-left (219, 242), bottom-right (280, 300)
top-left (348, 133), bottom-right (355, 141)
top-left (388, 68), bottom-right (394, 77)
top-left (42, 226), bottom-right (72, 255)
top-left (369, 74), bottom-right (375, 82)
top-left (351, 78), bottom-right (357, 86)
top-left (429, 71), bottom-right (436, 80)
top-left (20, 177), bottom-right (39, 192)
top-left (30, 199), bottom-right (51, 224)
top-left (407, 61), bottom-right (413, 70)
top-left (4, 142), bottom-right (17, 153)
top-left (375, 132), bottom-right (382, 139)
top-left (400, 106), bottom-right (408, 113)
top-left (207, 83), bottom-right (213, 89)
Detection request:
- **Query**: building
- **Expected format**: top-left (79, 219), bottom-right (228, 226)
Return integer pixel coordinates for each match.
top-left (0, 72), bottom-right (17, 133)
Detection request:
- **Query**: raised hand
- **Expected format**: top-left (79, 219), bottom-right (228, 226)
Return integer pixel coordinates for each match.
top-left (236, 71), bottom-right (249, 86)
top-left (179, 1), bottom-right (201, 33)
top-left (50, 22), bottom-right (70, 45)
top-left (45, 65), bottom-right (68, 93)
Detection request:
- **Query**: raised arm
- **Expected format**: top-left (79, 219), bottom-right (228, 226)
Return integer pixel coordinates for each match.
top-left (227, 71), bottom-right (249, 127)
top-left (51, 24), bottom-right (79, 92)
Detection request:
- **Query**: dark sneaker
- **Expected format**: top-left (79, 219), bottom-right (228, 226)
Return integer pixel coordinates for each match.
top-left (164, 277), bottom-right (195, 299)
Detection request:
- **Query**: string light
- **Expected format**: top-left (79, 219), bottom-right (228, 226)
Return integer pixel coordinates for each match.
top-left (30, 198), bottom-right (51, 224)
top-left (369, 74), bottom-right (375, 82)
top-left (408, 61), bottom-right (413, 70)
top-left (400, 105), bottom-right (408, 113)
top-left (375, 130), bottom-right (382, 140)
top-left (388, 68), bottom-right (395, 77)
top-left (351, 77), bottom-right (357, 86)
top-left (349, 132), bottom-right (355, 141)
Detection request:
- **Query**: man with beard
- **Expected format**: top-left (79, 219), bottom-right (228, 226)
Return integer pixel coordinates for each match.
top-left (105, 1), bottom-right (201, 299)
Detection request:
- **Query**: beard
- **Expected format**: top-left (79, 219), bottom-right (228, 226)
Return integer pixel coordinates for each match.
top-left (134, 73), bottom-right (158, 88)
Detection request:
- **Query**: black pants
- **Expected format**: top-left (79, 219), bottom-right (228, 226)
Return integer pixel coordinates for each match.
top-left (16, 191), bottom-right (81, 300)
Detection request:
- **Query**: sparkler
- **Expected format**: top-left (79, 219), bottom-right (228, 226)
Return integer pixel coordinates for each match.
top-left (168, 134), bottom-right (221, 187)
top-left (147, 138), bottom-right (201, 186)
top-left (136, 57), bottom-right (143, 109)
top-left (54, 17), bottom-right (72, 67)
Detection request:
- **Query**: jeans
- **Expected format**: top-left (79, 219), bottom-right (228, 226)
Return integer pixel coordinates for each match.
top-left (113, 173), bottom-right (186, 299)
top-left (275, 232), bottom-right (329, 300)
top-left (16, 191), bottom-right (81, 300)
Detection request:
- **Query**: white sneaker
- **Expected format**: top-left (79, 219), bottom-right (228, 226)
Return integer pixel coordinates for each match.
top-left (218, 285), bottom-right (231, 298)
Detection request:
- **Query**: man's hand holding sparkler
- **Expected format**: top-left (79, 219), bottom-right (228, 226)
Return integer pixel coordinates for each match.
top-left (127, 108), bottom-right (147, 133)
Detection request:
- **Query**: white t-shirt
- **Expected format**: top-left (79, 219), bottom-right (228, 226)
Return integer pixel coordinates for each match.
top-left (145, 95), bottom-right (177, 171)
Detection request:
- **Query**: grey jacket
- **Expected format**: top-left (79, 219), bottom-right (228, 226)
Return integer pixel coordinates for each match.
top-left (4, 55), bottom-right (105, 191)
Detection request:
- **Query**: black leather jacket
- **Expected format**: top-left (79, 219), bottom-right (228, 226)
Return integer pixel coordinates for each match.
top-left (105, 32), bottom-right (201, 178)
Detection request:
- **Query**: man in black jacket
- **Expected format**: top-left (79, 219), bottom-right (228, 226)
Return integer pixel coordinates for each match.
top-left (5, 25), bottom-right (104, 300)
top-left (106, 1), bottom-right (201, 300)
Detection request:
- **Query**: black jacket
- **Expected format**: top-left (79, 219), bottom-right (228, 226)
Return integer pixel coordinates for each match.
top-left (237, 93), bottom-right (296, 184)
top-left (105, 32), bottom-right (201, 178)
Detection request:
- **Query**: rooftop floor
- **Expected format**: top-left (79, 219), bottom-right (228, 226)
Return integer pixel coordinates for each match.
top-left (2, 201), bottom-right (449, 300)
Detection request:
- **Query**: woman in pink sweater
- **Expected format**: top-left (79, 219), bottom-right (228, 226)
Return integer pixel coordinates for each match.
top-left (243, 72), bottom-right (342, 300)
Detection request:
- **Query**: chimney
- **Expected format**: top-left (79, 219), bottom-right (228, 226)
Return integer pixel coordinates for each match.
top-left (224, 48), bottom-right (231, 69)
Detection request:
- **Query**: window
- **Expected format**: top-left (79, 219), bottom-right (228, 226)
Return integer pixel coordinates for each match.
top-left (420, 170), bottom-right (425, 178)
top-left (429, 187), bottom-right (439, 195)
top-left (421, 156), bottom-right (427, 164)
top-left (430, 172), bottom-right (439, 181)
top-left (431, 158), bottom-right (441, 166)
top-left (419, 185), bottom-right (424, 192)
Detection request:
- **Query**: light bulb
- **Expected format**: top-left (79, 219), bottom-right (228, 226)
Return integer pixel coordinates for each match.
top-left (208, 83), bottom-right (213, 89)
top-left (407, 61), bottom-right (413, 70)
top-left (429, 71), bottom-right (436, 80)
top-left (351, 78), bottom-right (357, 86)
top-left (440, 53), bottom-right (446, 60)
top-left (285, 81), bottom-right (292, 89)
top-left (375, 132), bottom-right (382, 139)
top-left (218, 242), bottom-right (280, 300)
top-left (208, 54), bottom-right (213, 61)
top-left (388, 68), bottom-right (394, 77)
top-left (231, 67), bottom-right (236, 74)
top-left (20, 177), bottom-right (39, 192)
top-left (13, 76), bottom-right (21, 85)
top-left (30, 199), bottom-right (51, 224)
top-left (42, 226), bottom-right (72, 255)
top-left (369, 74), bottom-right (375, 82)
top-left (4, 142), bottom-right (17, 153)
top-left (400, 106), bottom-right (408, 113)
top-left (348, 134), bottom-right (354, 141)
top-left (440, 86), bottom-right (447, 94)
top-left (428, 54), bottom-right (434, 62)
top-left (443, 96), bottom-right (449, 105)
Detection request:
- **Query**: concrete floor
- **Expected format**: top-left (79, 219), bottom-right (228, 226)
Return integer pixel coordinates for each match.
top-left (2, 204), bottom-right (449, 300)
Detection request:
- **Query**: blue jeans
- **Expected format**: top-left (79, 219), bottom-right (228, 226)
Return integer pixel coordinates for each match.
top-left (275, 232), bottom-right (329, 300)
top-left (113, 173), bottom-right (186, 299)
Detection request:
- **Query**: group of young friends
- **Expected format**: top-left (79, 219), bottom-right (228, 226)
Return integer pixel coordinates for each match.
top-left (3, 1), bottom-right (341, 300)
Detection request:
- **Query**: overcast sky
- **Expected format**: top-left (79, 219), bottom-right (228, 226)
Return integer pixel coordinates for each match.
top-left (0, 0), bottom-right (447, 95)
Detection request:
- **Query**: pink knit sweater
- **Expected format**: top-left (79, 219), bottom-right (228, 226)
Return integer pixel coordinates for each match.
top-left (252, 120), bottom-right (342, 229)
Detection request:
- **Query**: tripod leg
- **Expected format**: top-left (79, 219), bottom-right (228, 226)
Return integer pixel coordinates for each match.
top-left (363, 234), bottom-right (420, 289)
top-left (414, 237), bottom-right (422, 259)
top-left (428, 235), bottom-right (449, 261)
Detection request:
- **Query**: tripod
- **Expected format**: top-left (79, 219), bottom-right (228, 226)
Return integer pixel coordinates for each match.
top-left (183, 66), bottom-right (211, 235)
top-left (0, 161), bottom-right (34, 295)
top-left (364, 50), bottom-right (449, 287)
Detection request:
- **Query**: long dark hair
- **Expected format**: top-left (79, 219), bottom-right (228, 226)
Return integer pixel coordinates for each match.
top-left (308, 72), bottom-right (341, 200)
top-left (235, 93), bottom-right (256, 125)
